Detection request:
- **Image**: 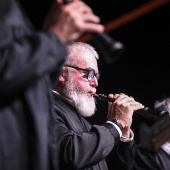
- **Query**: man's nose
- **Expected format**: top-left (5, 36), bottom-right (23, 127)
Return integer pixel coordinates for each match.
top-left (89, 76), bottom-right (98, 87)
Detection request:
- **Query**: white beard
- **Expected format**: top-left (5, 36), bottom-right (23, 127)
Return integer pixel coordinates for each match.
top-left (64, 76), bottom-right (96, 117)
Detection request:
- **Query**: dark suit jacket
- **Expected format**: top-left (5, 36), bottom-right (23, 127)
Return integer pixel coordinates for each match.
top-left (132, 145), bottom-right (170, 170)
top-left (53, 92), bottom-right (134, 170)
top-left (0, 0), bottom-right (67, 170)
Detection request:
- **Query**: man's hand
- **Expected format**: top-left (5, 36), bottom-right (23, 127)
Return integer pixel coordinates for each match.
top-left (107, 93), bottom-right (144, 138)
top-left (43, 0), bottom-right (104, 43)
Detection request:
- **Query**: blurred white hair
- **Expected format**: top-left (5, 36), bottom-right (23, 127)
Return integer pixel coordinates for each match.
top-left (154, 97), bottom-right (170, 112)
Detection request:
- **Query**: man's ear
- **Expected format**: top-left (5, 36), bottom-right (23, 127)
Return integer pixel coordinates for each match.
top-left (59, 67), bottom-right (67, 83)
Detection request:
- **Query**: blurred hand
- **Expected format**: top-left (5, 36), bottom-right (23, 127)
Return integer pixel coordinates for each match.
top-left (43, 0), bottom-right (104, 43)
top-left (107, 93), bottom-right (144, 137)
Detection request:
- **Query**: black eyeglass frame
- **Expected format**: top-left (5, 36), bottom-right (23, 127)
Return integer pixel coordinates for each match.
top-left (64, 64), bottom-right (100, 81)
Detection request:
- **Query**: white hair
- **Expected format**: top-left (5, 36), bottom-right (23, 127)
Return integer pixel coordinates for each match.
top-left (65, 42), bottom-right (99, 65)
top-left (154, 97), bottom-right (170, 112)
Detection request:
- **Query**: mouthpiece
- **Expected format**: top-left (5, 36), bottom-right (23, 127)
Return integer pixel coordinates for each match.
top-left (93, 93), bottom-right (169, 121)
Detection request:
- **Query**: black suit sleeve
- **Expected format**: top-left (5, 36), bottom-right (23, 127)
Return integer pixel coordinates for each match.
top-left (106, 138), bottom-right (135, 170)
top-left (0, 23), bottom-right (67, 98)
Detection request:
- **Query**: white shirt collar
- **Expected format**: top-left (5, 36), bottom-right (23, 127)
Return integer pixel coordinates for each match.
top-left (161, 142), bottom-right (170, 155)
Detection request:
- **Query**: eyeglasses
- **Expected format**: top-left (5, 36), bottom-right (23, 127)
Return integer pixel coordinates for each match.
top-left (64, 65), bottom-right (100, 81)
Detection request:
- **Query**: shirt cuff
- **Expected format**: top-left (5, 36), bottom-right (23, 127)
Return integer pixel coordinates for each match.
top-left (107, 121), bottom-right (122, 137)
top-left (161, 142), bottom-right (170, 155)
top-left (120, 129), bottom-right (134, 142)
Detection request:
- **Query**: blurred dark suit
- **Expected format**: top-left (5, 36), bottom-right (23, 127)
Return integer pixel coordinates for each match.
top-left (0, 0), bottom-right (67, 170)
top-left (132, 145), bottom-right (170, 170)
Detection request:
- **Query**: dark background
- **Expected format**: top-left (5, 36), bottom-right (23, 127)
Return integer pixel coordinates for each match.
top-left (21, 0), bottom-right (170, 142)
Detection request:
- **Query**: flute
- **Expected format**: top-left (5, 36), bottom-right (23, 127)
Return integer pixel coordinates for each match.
top-left (93, 93), bottom-right (169, 121)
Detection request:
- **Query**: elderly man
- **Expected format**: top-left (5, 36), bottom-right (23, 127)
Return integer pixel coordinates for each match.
top-left (53, 42), bottom-right (144, 170)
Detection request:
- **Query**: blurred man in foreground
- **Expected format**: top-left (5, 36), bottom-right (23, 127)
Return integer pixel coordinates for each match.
top-left (0, 0), bottom-right (104, 170)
